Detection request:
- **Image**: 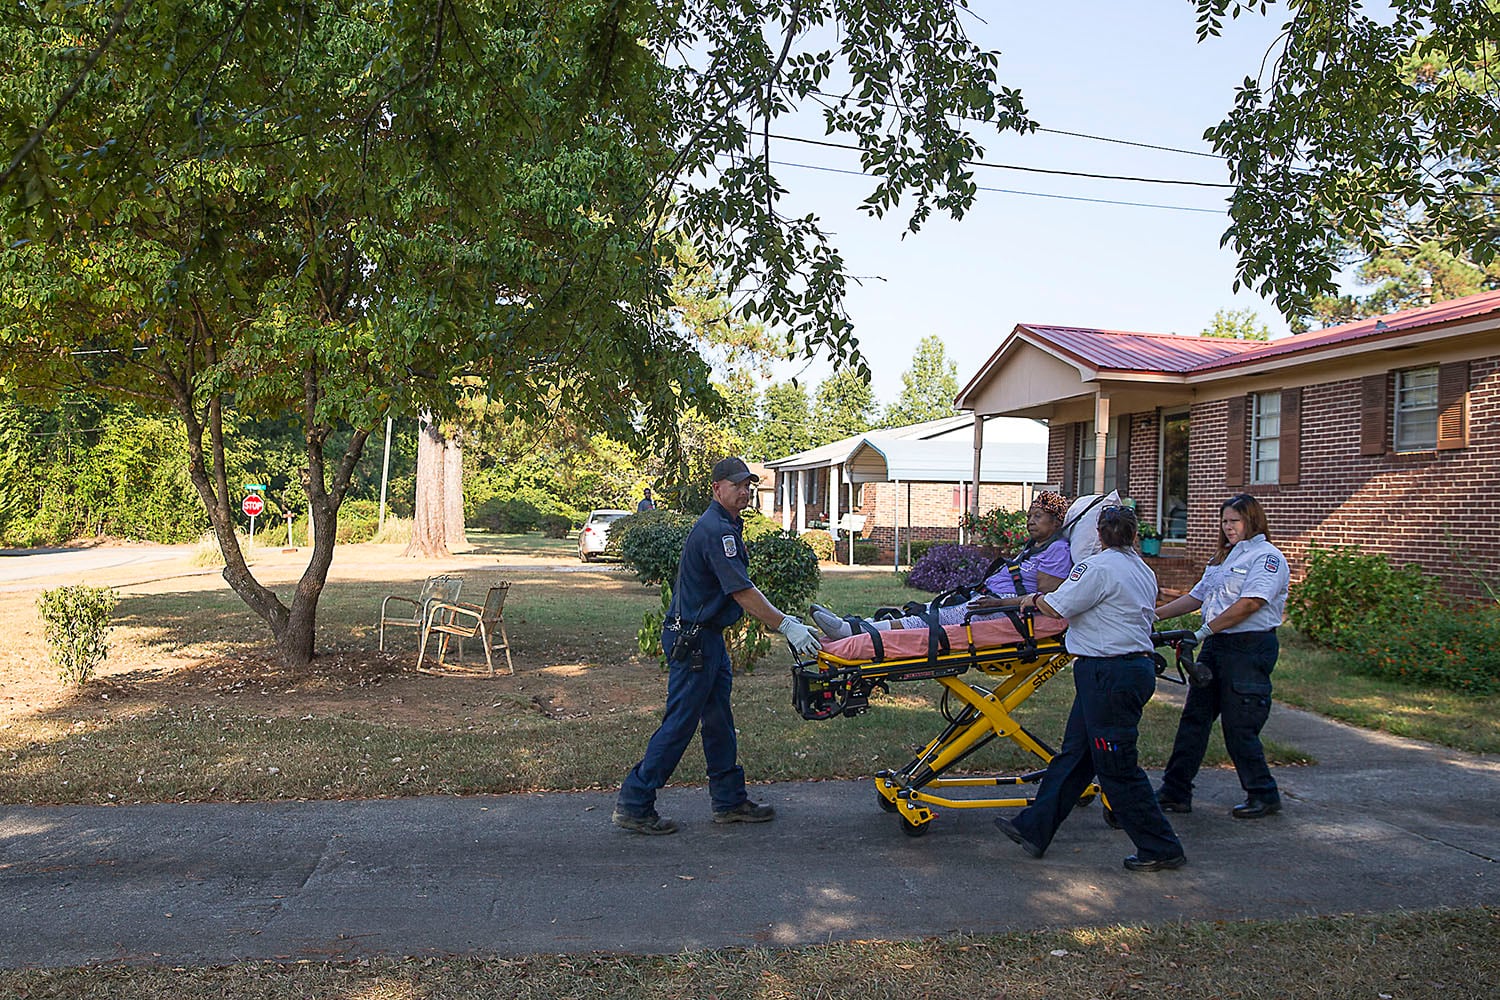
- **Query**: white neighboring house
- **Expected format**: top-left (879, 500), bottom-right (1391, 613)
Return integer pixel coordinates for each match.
top-left (763, 414), bottom-right (1049, 561)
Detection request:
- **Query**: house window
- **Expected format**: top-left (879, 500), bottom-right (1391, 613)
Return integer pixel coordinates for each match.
top-left (1076, 417), bottom-right (1122, 495)
top-left (1251, 392), bottom-right (1280, 483)
top-left (1395, 366), bottom-right (1439, 452)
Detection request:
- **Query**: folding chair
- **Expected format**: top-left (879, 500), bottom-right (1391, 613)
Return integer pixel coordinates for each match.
top-left (417, 583), bottom-right (514, 676)
top-left (378, 574), bottom-right (463, 652)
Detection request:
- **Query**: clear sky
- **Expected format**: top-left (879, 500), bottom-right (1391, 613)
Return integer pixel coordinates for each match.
top-left (761, 1), bottom-right (1301, 407)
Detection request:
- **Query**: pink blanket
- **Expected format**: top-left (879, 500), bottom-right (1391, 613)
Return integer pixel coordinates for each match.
top-left (820, 614), bottom-right (1068, 661)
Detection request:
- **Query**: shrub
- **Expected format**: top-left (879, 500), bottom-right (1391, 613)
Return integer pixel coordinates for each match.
top-left (538, 513), bottom-right (572, 538)
top-left (852, 540), bottom-right (880, 564)
top-left (798, 529), bottom-right (836, 561)
top-left (475, 496), bottom-right (541, 534)
top-left (369, 517), bottom-right (412, 545)
top-left (334, 498), bottom-right (382, 544)
top-left (36, 584), bottom-right (118, 685)
top-left (905, 538), bottom-right (956, 563)
top-left (617, 510), bottom-right (695, 584)
top-left (1287, 546), bottom-right (1435, 648)
top-left (905, 543), bottom-right (996, 594)
top-left (959, 506), bottom-right (1028, 551)
top-left (638, 582), bottom-right (672, 665)
top-left (1339, 602), bottom-right (1500, 693)
top-left (741, 508), bottom-right (783, 543)
top-left (749, 532), bottom-right (821, 616)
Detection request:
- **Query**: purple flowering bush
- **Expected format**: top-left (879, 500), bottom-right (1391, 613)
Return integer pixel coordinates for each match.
top-left (906, 544), bottom-right (995, 594)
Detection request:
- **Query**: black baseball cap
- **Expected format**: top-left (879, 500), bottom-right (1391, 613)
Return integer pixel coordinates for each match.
top-left (711, 456), bottom-right (760, 484)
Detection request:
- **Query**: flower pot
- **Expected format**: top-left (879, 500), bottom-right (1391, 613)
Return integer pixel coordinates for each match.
top-left (1140, 537), bottom-right (1162, 557)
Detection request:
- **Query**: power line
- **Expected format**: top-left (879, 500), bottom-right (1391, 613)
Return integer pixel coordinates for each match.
top-left (794, 87), bottom-right (1229, 161)
top-left (766, 132), bottom-right (1236, 189)
top-left (770, 158), bottom-right (1227, 215)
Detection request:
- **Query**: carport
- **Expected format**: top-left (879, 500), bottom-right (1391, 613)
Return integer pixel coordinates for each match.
top-left (843, 437), bottom-right (1050, 569)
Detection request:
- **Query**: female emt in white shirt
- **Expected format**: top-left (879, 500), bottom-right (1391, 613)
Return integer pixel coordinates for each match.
top-left (993, 505), bottom-right (1186, 872)
top-left (1153, 493), bottom-right (1291, 819)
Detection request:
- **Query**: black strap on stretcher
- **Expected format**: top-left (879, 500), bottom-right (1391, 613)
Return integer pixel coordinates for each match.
top-left (839, 608), bottom-right (953, 666)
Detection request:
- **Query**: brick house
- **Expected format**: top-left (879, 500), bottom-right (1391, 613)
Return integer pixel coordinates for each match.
top-left (955, 290), bottom-right (1500, 599)
top-left (764, 414), bottom-right (1048, 562)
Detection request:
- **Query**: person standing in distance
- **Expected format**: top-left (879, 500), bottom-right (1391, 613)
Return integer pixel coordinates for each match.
top-left (613, 457), bottom-right (823, 835)
top-left (1154, 493), bottom-right (1289, 819)
top-left (637, 487), bottom-right (656, 512)
top-left (992, 505), bottom-right (1187, 872)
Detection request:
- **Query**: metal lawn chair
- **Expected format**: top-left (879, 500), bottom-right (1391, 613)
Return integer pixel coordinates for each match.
top-left (417, 583), bottom-right (514, 676)
top-left (378, 574), bottom-right (464, 652)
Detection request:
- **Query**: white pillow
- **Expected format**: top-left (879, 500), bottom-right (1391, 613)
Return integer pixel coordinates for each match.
top-left (1063, 490), bottom-right (1120, 562)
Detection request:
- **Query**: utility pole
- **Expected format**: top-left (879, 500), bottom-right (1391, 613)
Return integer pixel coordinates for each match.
top-left (378, 415), bottom-right (393, 529)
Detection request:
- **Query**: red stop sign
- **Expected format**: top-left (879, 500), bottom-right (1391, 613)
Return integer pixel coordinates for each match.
top-left (242, 494), bottom-right (265, 517)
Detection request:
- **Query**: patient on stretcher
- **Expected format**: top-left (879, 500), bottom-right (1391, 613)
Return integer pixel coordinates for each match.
top-left (811, 491), bottom-right (1074, 640)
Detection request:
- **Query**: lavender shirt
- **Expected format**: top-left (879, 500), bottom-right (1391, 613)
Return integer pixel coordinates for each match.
top-left (981, 539), bottom-right (1073, 597)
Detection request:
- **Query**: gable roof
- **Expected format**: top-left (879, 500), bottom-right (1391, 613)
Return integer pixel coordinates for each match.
top-left (1016, 325), bottom-right (1259, 374)
top-left (959, 288), bottom-right (1500, 406)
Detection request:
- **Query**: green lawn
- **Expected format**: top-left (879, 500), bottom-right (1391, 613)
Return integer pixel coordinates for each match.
top-left (1, 560), bottom-right (1489, 808)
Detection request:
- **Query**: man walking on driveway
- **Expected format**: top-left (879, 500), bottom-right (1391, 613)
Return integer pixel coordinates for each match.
top-left (613, 457), bottom-right (823, 835)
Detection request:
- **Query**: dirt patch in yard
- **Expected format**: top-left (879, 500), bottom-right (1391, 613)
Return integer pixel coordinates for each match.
top-left (0, 541), bottom-right (665, 736)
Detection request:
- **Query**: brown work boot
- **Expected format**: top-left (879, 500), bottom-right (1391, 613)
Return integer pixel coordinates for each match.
top-left (712, 800), bottom-right (776, 824)
top-left (611, 809), bottom-right (679, 835)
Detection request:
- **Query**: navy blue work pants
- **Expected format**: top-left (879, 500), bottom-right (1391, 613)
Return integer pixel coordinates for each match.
top-left (616, 626), bottom-right (748, 817)
top-left (1160, 630), bottom-right (1280, 804)
top-left (1012, 654), bottom-right (1183, 861)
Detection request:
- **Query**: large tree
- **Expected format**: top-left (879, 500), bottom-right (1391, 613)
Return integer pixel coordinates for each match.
top-left (758, 382), bottom-right (814, 461)
top-left (0, 1), bottom-right (1031, 667)
top-left (1200, 308), bottom-right (1271, 341)
top-left (1197, 0), bottom-right (1499, 317)
top-left (883, 334), bottom-right (959, 427)
top-left (813, 368), bottom-right (876, 445)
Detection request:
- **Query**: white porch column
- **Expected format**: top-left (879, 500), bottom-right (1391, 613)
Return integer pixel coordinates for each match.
top-left (796, 469), bottom-right (807, 534)
top-left (1094, 392), bottom-right (1111, 496)
top-left (780, 472), bottom-right (791, 531)
top-left (830, 463), bottom-right (842, 539)
top-left (849, 480), bottom-right (858, 566)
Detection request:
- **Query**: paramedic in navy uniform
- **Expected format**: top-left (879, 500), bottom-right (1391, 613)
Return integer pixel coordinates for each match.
top-left (1153, 493), bottom-right (1290, 819)
top-left (993, 505), bottom-right (1187, 872)
top-left (613, 456), bottom-right (822, 835)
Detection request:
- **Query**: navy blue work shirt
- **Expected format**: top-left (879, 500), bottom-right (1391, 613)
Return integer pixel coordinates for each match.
top-left (670, 500), bottom-right (754, 629)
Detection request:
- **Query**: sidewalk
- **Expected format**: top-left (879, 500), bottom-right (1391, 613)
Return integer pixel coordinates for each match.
top-left (0, 703), bottom-right (1495, 968)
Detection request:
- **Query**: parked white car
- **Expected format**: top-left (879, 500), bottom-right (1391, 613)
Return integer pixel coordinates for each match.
top-left (578, 509), bottom-right (630, 562)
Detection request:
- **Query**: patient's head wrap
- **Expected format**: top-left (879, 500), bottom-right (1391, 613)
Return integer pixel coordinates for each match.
top-left (1030, 490), bottom-right (1069, 521)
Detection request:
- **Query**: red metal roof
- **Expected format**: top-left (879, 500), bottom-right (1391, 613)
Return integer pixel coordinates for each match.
top-left (1018, 289), bottom-right (1500, 376)
top-left (1188, 288), bottom-right (1500, 372)
top-left (1018, 324), bottom-right (1260, 374)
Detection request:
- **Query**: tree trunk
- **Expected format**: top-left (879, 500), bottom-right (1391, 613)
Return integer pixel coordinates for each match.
top-left (404, 413), bottom-right (451, 558)
top-left (442, 429), bottom-right (470, 551)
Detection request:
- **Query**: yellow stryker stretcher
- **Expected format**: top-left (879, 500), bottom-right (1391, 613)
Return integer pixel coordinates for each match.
top-left (791, 607), bottom-right (1204, 836)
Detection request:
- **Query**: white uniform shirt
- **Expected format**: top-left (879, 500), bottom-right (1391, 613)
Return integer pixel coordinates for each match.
top-left (1044, 547), bottom-right (1158, 657)
top-left (1190, 533), bottom-right (1290, 632)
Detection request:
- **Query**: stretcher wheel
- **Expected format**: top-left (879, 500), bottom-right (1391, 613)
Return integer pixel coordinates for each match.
top-left (900, 815), bottom-right (931, 837)
top-left (1103, 807), bottom-right (1120, 830)
top-left (877, 789), bottom-right (897, 813)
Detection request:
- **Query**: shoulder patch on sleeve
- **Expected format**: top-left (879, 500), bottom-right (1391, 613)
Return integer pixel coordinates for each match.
top-left (721, 534), bottom-right (737, 558)
top-left (1264, 554), bottom-right (1280, 573)
top-left (1069, 562), bottom-right (1088, 581)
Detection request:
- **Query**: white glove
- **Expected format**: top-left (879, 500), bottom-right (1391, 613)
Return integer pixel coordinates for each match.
top-left (1193, 623), bottom-right (1213, 643)
top-left (778, 616), bottom-right (823, 658)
